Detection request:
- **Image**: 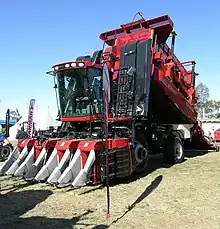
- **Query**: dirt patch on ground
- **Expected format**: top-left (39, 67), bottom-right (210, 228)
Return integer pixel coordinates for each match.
top-left (0, 151), bottom-right (220, 229)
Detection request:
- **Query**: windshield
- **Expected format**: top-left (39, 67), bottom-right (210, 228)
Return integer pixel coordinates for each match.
top-left (55, 67), bottom-right (103, 117)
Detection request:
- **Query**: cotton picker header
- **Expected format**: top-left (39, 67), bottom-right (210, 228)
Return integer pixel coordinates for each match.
top-left (1, 13), bottom-right (217, 190)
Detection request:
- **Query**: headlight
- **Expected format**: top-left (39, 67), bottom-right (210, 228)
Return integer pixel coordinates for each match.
top-left (78, 62), bottom-right (84, 67)
top-left (65, 63), bottom-right (70, 68)
top-left (54, 66), bottom-right (59, 70)
top-left (71, 62), bottom-right (77, 67)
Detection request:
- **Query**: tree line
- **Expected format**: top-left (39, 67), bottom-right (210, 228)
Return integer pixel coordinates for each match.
top-left (195, 82), bottom-right (220, 119)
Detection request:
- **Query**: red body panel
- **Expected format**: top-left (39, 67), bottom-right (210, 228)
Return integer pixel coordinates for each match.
top-left (99, 14), bottom-right (173, 45)
top-left (214, 130), bottom-right (220, 141)
top-left (17, 139), bottom-right (36, 153)
top-left (99, 15), bottom-right (197, 124)
top-left (76, 138), bottom-right (130, 184)
top-left (55, 139), bottom-right (81, 161)
top-left (61, 116), bottom-right (132, 122)
top-left (34, 141), bottom-right (44, 159)
top-left (155, 73), bottom-right (197, 123)
top-left (34, 138), bottom-right (60, 160)
top-left (77, 138), bottom-right (130, 152)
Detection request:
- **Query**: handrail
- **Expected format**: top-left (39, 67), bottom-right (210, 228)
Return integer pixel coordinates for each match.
top-left (162, 43), bottom-right (188, 75)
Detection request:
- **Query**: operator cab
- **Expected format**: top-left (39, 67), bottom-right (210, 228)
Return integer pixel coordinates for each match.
top-left (52, 50), bottom-right (104, 120)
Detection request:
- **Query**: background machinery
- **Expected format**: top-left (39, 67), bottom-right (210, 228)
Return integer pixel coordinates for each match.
top-left (0, 109), bottom-right (14, 161)
top-left (0, 14), bottom-right (217, 188)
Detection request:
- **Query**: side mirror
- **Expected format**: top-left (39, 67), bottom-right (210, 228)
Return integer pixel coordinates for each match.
top-left (46, 71), bottom-right (55, 76)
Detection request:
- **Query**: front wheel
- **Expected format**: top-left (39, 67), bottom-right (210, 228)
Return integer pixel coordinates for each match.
top-left (0, 144), bottom-right (13, 161)
top-left (133, 133), bottom-right (149, 174)
top-left (163, 136), bottom-right (184, 164)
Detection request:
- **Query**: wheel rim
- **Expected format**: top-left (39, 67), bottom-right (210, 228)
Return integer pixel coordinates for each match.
top-left (134, 141), bottom-right (148, 173)
top-left (175, 140), bottom-right (183, 160)
top-left (134, 141), bottom-right (148, 163)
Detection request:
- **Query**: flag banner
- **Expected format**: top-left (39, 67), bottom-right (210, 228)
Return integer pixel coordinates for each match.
top-left (103, 63), bottom-right (110, 138)
top-left (102, 63), bottom-right (111, 219)
top-left (5, 109), bottom-right (10, 138)
top-left (27, 99), bottom-right (36, 138)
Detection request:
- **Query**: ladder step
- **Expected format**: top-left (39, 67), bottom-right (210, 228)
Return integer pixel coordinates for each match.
top-left (115, 70), bottom-right (135, 117)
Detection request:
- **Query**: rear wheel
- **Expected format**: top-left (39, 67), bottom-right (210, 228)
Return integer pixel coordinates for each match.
top-left (0, 144), bottom-right (13, 161)
top-left (163, 135), bottom-right (184, 164)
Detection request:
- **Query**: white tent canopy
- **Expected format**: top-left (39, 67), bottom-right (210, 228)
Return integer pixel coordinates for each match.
top-left (8, 106), bottom-right (61, 140)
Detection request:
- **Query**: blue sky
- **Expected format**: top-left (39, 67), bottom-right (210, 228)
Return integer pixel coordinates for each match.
top-left (0, 0), bottom-right (219, 118)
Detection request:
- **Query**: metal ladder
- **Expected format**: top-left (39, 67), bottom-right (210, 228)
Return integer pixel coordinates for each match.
top-left (115, 67), bottom-right (135, 117)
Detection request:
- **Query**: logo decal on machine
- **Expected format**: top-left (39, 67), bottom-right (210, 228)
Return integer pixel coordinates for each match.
top-left (84, 142), bottom-right (89, 147)
top-left (60, 142), bottom-right (65, 146)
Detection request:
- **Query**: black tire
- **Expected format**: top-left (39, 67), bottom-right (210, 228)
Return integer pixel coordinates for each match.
top-left (134, 132), bottom-right (149, 174)
top-left (163, 135), bottom-right (184, 164)
top-left (0, 144), bottom-right (13, 161)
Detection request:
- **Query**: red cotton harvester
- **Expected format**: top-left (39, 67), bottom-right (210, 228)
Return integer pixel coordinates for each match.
top-left (1, 13), bottom-right (218, 189)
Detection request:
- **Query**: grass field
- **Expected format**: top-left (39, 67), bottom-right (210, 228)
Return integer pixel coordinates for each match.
top-left (0, 150), bottom-right (220, 229)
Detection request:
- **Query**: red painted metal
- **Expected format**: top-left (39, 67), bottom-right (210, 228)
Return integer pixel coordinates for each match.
top-left (34, 141), bottom-right (44, 159)
top-left (17, 138), bottom-right (36, 153)
top-left (61, 116), bottom-right (132, 122)
top-left (80, 152), bottom-right (88, 169)
top-left (102, 28), bottom-right (152, 80)
top-left (62, 115), bottom-right (102, 122)
top-left (34, 138), bottom-right (60, 160)
top-left (76, 138), bottom-right (130, 184)
top-left (55, 139), bottom-right (81, 161)
top-left (99, 15), bottom-right (197, 124)
top-left (78, 140), bottom-right (101, 152)
top-left (154, 73), bottom-right (197, 123)
top-left (214, 129), bottom-right (220, 141)
top-left (156, 44), bottom-right (197, 106)
top-left (77, 138), bottom-right (130, 152)
top-left (99, 14), bottom-right (173, 45)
